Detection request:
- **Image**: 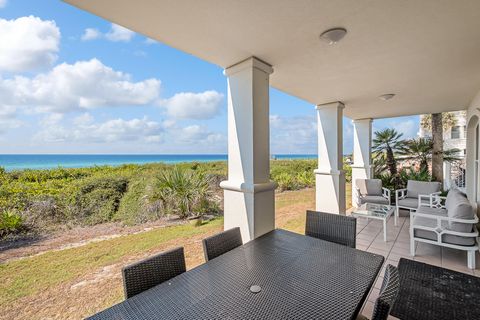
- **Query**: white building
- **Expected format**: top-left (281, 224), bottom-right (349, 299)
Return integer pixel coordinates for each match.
top-left (419, 111), bottom-right (467, 156)
top-left (419, 111), bottom-right (467, 189)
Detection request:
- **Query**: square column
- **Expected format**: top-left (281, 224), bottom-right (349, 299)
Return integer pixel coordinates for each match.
top-left (351, 119), bottom-right (373, 207)
top-left (314, 102), bottom-right (346, 214)
top-left (220, 57), bottom-right (277, 242)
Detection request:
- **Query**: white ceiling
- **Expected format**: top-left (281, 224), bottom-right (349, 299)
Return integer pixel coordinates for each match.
top-left (64, 0), bottom-right (480, 119)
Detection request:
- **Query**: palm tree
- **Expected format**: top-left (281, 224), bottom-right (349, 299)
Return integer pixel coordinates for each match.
top-left (420, 111), bottom-right (465, 183)
top-left (431, 113), bottom-right (443, 182)
top-left (373, 128), bottom-right (404, 176)
top-left (154, 167), bottom-right (212, 219)
top-left (400, 138), bottom-right (432, 171)
top-left (400, 137), bottom-right (461, 173)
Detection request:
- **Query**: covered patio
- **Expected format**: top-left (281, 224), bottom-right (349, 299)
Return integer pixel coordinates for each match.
top-left (63, 0), bottom-right (480, 318)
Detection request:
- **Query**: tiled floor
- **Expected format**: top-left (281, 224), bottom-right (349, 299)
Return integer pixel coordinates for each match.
top-left (352, 210), bottom-right (480, 319)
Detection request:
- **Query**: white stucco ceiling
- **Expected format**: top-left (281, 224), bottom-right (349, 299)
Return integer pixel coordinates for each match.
top-left (64, 0), bottom-right (480, 119)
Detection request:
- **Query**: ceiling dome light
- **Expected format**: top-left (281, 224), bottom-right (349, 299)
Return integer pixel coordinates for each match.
top-left (319, 28), bottom-right (347, 44)
top-left (379, 93), bottom-right (395, 101)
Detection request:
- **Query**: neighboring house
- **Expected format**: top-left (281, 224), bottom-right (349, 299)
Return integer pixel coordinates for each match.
top-left (419, 111), bottom-right (467, 189)
top-left (419, 111), bottom-right (467, 156)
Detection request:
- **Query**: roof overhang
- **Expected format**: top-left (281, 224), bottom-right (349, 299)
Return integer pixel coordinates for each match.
top-left (63, 0), bottom-right (480, 119)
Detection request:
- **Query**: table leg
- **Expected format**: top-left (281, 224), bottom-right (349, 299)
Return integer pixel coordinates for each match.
top-left (383, 219), bottom-right (387, 242)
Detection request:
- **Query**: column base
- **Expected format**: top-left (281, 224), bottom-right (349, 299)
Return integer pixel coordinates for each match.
top-left (314, 170), bottom-right (346, 214)
top-left (221, 180), bottom-right (277, 242)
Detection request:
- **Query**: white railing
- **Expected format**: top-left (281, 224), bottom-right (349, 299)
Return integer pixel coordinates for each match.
top-left (444, 158), bottom-right (466, 191)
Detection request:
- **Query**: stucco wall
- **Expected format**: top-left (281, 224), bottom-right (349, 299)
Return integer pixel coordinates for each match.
top-left (466, 89), bottom-right (480, 214)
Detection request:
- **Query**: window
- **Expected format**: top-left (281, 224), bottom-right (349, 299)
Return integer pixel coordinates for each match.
top-left (451, 126), bottom-right (461, 139)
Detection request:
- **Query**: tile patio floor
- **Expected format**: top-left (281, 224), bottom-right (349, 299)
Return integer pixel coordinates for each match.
top-left (352, 209), bottom-right (480, 319)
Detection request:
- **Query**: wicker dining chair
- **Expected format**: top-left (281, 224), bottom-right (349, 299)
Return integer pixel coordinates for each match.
top-left (305, 210), bottom-right (357, 248)
top-left (202, 227), bottom-right (243, 261)
top-left (357, 264), bottom-right (400, 320)
top-left (122, 247), bottom-right (186, 299)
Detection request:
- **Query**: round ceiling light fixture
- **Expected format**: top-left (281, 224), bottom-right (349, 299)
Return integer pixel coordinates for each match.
top-left (379, 93), bottom-right (396, 101)
top-left (319, 27), bottom-right (347, 45)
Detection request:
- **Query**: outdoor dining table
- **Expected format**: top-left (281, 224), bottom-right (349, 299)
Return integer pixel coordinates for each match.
top-left (87, 229), bottom-right (384, 320)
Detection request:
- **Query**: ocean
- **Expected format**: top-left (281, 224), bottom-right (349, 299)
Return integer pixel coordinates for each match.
top-left (0, 154), bottom-right (317, 171)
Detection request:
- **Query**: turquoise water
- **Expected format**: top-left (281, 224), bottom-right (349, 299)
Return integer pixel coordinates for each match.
top-left (0, 154), bottom-right (316, 171)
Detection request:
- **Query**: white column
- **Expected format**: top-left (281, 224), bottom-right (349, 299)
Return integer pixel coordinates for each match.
top-left (314, 102), bottom-right (346, 214)
top-left (351, 119), bottom-right (373, 207)
top-left (220, 57), bottom-right (277, 242)
top-left (443, 161), bottom-right (451, 190)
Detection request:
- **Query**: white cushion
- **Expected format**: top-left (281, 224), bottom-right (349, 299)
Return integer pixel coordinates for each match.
top-left (406, 180), bottom-right (441, 199)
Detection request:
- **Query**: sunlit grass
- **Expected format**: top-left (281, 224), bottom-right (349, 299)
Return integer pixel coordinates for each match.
top-left (0, 218), bottom-right (223, 305)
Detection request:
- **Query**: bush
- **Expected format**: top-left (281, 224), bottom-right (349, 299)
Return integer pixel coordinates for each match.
top-left (0, 210), bottom-right (24, 238)
top-left (24, 196), bottom-right (65, 229)
top-left (296, 171), bottom-right (314, 188)
top-left (275, 172), bottom-right (299, 191)
top-left (68, 176), bottom-right (129, 225)
top-left (152, 167), bottom-right (215, 219)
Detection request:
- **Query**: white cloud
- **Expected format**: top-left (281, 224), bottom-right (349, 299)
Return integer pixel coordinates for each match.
top-left (384, 119), bottom-right (419, 139)
top-left (0, 58), bottom-right (161, 113)
top-left (40, 113), bottom-right (63, 126)
top-left (177, 125), bottom-right (225, 144)
top-left (36, 117), bottom-right (163, 143)
top-left (105, 24), bottom-right (135, 42)
top-left (0, 16), bottom-right (60, 72)
top-left (270, 114), bottom-right (317, 153)
top-left (80, 24), bottom-right (135, 42)
top-left (73, 113), bottom-right (94, 126)
top-left (144, 38), bottom-right (158, 45)
top-left (160, 90), bottom-right (224, 120)
top-left (0, 0), bottom-right (7, 8)
top-left (0, 105), bottom-right (21, 133)
top-left (81, 28), bottom-right (101, 41)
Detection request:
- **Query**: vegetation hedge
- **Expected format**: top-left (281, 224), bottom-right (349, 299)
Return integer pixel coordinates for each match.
top-left (0, 159), bottom-right (329, 238)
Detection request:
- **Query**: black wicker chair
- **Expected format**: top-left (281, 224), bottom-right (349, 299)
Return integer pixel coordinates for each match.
top-left (357, 264), bottom-right (400, 320)
top-left (202, 227), bottom-right (243, 261)
top-left (122, 247), bottom-right (186, 299)
top-left (305, 210), bottom-right (357, 248)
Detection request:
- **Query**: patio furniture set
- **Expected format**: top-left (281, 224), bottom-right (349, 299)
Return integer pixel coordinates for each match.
top-left (354, 178), bottom-right (479, 268)
top-left (88, 210), bottom-right (480, 319)
top-left (88, 211), bottom-right (398, 320)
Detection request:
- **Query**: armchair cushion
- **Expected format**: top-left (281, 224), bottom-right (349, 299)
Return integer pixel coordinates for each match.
top-left (412, 212), bottom-right (475, 246)
top-left (446, 191), bottom-right (475, 233)
top-left (445, 188), bottom-right (467, 210)
top-left (397, 197), bottom-right (429, 209)
top-left (359, 195), bottom-right (389, 205)
top-left (406, 180), bottom-right (441, 199)
top-left (356, 179), bottom-right (382, 196)
top-left (416, 206), bottom-right (447, 216)
top-left (414, 229), bottom-right (476, 246)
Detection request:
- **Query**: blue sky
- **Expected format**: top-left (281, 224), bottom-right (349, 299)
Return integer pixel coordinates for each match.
top-left (0, 0), bottom-right (420, 154)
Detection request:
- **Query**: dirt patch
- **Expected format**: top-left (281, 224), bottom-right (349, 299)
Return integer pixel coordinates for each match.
top-left (0, 217), bottom-right (186, 263)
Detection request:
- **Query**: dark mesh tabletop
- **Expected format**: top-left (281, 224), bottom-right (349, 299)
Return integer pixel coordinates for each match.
top-left (87, 229), bottom-right (384, 320)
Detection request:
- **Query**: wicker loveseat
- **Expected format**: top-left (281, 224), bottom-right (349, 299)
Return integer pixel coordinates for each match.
top-left (410, 188), bottom-right (479, 269)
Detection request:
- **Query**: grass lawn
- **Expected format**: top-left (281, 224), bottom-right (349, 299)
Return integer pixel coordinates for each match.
top-left (0, 184), bottom-right (351, 320)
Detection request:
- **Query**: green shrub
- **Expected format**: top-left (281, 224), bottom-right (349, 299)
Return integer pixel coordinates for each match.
top-left (275, 172), bottom-right (299, 191)
top-left (296, 171), bottom-right (314, 188)
top-left (0, 210), bottom-right (24, 237)
top-left (152, 167), bottom-right (215, 219)
top-left (68, 176), bottom-right (129, 225)
top-left (116, 174), bottom-right (158, 225)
